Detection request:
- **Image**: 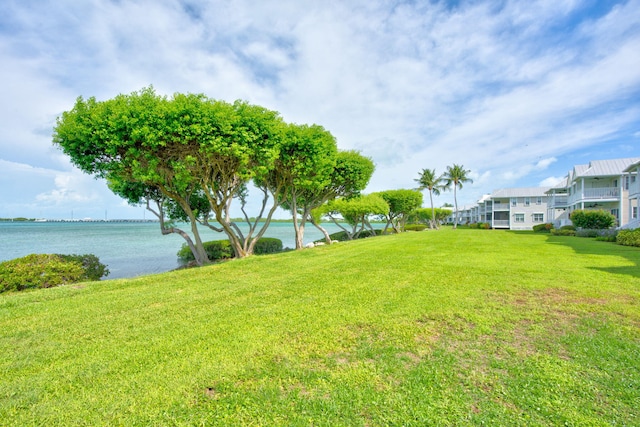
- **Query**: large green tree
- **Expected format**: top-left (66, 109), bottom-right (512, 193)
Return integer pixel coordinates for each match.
top-left (264, 123), bottom-right (338, 249)
top-left (376, 189), bottom-right (423, 233)
top-left (53, 87), bottom-right (286, 261)
top-left (308, 150), bottom-right (375, 244)
top-left (321, 194), bottom-right (388, 240)
top-left (415, 168), bottom-right (444, 229)
top-left (443, 164), bottom-right (473, 229)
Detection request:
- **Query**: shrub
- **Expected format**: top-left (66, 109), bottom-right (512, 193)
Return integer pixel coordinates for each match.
top-left (560, 225), bottom-right (576, 231)
top-left (570, 209), bottom-right (616, 229)
top-left (617, 229), bottom-right (640, 247)
top-left (576, 229), bottom-right (618, 239)
top-left (321, 229), bottom-right (382, 242)
top-left (533, 223), bottom-right (554, 233)
top-left (57, 254), bottom-right (109, 281)
top-left (405, 224), bottom-right (427, 231)
top-left (551, 228), bottom-right (576, 236)
top-left (469, 222), bottom-right (490, 229)
top-left (253, 237), bottom-right (283, 254)
top-left (177, 240), bottom-right (233, 262)
top-left (178, 238), bottom-right (284, 262)
top-left (0, 253), bottom-right (105, 293)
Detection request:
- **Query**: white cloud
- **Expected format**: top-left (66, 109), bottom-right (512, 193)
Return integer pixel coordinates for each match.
top-left (0, 0), bottom-right (639, 216)
top-left (539, 176), bottom-right (566, 187)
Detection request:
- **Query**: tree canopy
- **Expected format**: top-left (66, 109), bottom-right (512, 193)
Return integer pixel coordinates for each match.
top-left (53, 87), bottom-right (375, 262)
top-left (54, 88), bottom-right (286, 262)
top-left (376, 189), bottom-right (423, 233)
top-left (443, 164), bottom-right (473, 229)
top-left (415, 168), bottom-right (444, 229)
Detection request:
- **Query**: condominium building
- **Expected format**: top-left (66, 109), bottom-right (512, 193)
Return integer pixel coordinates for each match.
top-left (449, 156), bottom-right (640, 230)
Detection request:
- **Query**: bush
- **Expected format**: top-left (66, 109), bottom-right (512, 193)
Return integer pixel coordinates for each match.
top-left (57, 254), bottom-right (110, 281)
top-left (178, 237), bottom-right (284, 262)
top-left (469, 222), bottom-right (490, 229)
top-left (570, 209), bottom-right (616, 229)
top-left (322, 229), bottom-right (382, 242)
top-left (576, 229), bottom-right (618, 240)
top-left (617, 229), bottom-right (640, 247)
top-left (533, 223), bottom-right (554, 233)
top-left (404, 224), bottom-right (427, 231)
top-left (551, 228), bottom-right (576, 236)
top-left (177, 240), bottom-right (233, 262)
top-left (253, 237), bottom-right (283, 254)
top-left (0, 253), bottom-right (108, 293)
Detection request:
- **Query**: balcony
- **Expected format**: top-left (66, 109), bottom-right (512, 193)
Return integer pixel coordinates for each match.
top-left (549, 195), bottom-right (568, 208)
top-left (629, 180), bottom-right (640, 197)
top-left (570, 187), bottom-right (619, 204)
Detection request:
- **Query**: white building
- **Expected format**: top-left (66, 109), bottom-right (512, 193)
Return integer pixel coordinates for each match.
top-left (449, 156), bottom-right (640, 230)
top-left (623, 159), bottom-right (640, 230)
top-left (546, 157), bottom-right (640, 228)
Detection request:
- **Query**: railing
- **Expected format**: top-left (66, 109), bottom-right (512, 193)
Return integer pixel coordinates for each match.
top-left (570, 187), bottom-right (619, 204)
top-left (629, 180), bottom-right (640, 197)
top-left (549, 196), bottom-right (568, 207)
top-left (492, 220), bottom-right (510, 227)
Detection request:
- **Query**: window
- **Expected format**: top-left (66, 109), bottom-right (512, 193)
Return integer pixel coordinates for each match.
top-left (633, 206), bottom-right (638, 219)
top-left (514, 213), bottom-right (525, 223)
top-left (533, 213), bottom-right (544, 222)
top-left (511, 199), bottom-right (517, 207)
top-left (524, 198), bottom-right (530, 207)
top-left (536, 197), bottom-right (542, 205)
top-left (611, 208), bottom-right (619, 219)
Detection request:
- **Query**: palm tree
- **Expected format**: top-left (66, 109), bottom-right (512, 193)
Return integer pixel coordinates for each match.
top-left (415, 168), bottom-right (444, 229)
top-left (443, 164), bottom-right (473, 229)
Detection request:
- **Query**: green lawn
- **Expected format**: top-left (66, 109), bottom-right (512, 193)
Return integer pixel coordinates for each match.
top-left (1, 229), bottom-right (639, 426)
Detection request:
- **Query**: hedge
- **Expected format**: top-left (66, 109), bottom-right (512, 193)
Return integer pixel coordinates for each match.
top-left (0, 253), bottom-right (109, 293)
top-left (533, 223), bottom-right (554, 233)
top-left (616, 229), bottom-right (640, 247)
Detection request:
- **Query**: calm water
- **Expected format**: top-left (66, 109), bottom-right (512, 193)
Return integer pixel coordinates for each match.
top-left (0, 221), bottom-right (343, 279)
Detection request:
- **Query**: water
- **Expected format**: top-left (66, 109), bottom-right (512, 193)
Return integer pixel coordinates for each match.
top-left (0, 221), bottom-right (344, 279)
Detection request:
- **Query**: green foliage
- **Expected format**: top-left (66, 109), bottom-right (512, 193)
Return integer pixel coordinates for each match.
top-left (253, 237), bottom-right (283, 254)
top-left (575, 229), bottom-right (618, 239)
top-left (533, 223), bottom-right (554, 233)
top-left (0, 254), bottom-right (105, 293)
top-left (325, 194), bottom-right (389, 227)
top-left (561, 225), bottom-right (576, 231)
top-left (411, 208), bottom-right (452, 225)
top-left (404, 224), bottom-right (427, 231)
top-left (376, 189), bottom-right (423, 232)
top-left (616, 229), bottom-right (640, 247)
top-left (442, 164), bottom-right (473, 229)
top-left (469, 222), bottom-right (491, 229)
top-left (178, 237), bottom-right (283, 262)
top-left (178, 240), bottom-right (233, 262)
top-left (56, 254), bottom-right (110, 281)
top-left (323, 229), bottom-right (382, 242)
top-left (570, 209), bottom-right (616, 229)
top-left (551, 228), bottom-right (577, 236)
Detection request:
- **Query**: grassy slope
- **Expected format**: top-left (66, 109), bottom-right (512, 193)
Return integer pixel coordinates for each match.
top-left (1, 229), bottom-right (639, 426)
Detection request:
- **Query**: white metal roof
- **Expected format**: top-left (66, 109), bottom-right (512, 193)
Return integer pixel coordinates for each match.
top-left (490, 187), bottom-right (551, 198)
top-left (573, 157), bottom-right (640, 178)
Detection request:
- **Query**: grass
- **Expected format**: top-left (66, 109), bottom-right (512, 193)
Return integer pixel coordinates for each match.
top-left (1, 228), bottom-right (639, 426)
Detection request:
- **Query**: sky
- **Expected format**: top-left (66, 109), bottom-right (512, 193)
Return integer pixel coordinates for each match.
top-left (1, 0), bottom-right (639, 220)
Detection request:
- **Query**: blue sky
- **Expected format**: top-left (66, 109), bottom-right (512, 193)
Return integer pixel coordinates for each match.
top-left (1, 0), bottom-right (639, 219)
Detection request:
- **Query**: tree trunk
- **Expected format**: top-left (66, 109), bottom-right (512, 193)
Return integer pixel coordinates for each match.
top-left (453, 186), bottom-right (458, 229)
top-left (429, 191), bottom-right (437, 229)
top-left (310, 216), bottom-right (332, 244)
top-left (147, 199), bottom-right (209, 266)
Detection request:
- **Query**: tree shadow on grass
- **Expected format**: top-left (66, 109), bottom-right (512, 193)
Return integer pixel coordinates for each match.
top-left (543, 234), bottom-right (640, 279)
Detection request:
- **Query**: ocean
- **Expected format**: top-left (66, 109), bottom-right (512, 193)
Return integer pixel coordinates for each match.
top-left (0, 220), bottom-right (344, 279)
